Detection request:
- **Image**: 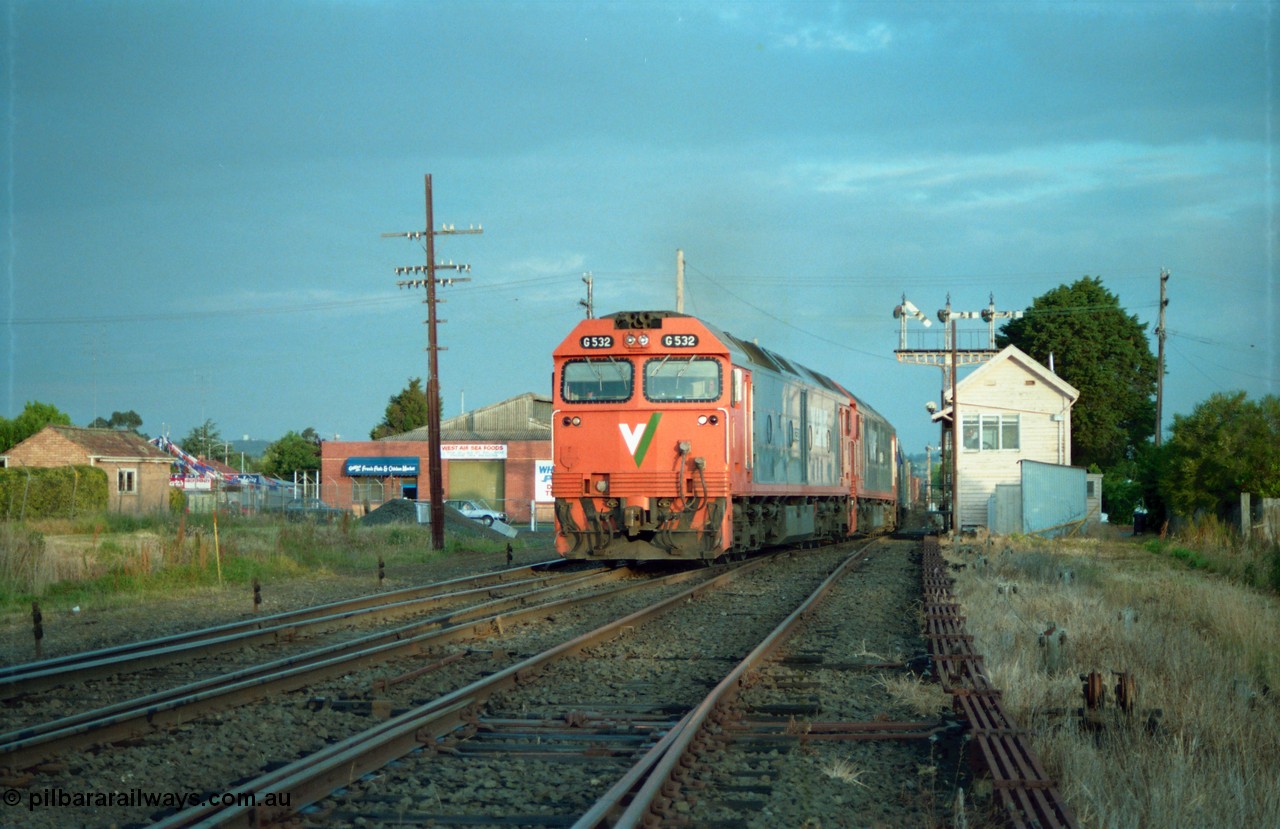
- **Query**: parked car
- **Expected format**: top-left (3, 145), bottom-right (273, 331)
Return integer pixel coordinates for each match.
top-left (284, 498), bottom-right (345, 522)
top-left (445, 499), bottom-right (507, 526)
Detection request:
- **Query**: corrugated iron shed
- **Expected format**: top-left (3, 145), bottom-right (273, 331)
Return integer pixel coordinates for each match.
top-left (380, 392), bottom-right (552, 442)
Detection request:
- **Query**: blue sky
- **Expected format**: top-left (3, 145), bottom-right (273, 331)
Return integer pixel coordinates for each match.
top-left (3, 0), bottom-right (1276, 457)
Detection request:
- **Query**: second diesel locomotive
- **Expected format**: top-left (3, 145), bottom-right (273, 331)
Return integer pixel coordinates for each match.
top-left (551, 311), bottom-right (898, 561)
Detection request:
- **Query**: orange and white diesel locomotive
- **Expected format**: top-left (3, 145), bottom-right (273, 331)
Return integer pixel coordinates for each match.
top-left (552, 311), bottom-right (898, 561)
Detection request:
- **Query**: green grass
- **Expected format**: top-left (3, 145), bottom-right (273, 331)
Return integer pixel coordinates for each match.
top-left (1143, 539), bottom-right (1210, 570)
top-left (0, 512), bottom-right (520, 616)
top-left (1141, 531), bottom-right (1280, 592)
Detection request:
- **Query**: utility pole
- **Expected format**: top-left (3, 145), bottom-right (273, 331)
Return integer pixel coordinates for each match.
top-left (579, 272), bottom-right (594, 319)
top-left (925, 444), bottom-right (934, 511)
top-left (945, 297), bottom-right (960, 534)
top-left (1155, 268), bottom-right (1169, 447)
top-left (676, 249), bottom-right (685, 313)
top-left (384, 174), bottom-right (482, 550)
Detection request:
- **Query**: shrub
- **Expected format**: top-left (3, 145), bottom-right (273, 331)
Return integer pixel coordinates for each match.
top-left (0, 466), bottom-right (108, 520)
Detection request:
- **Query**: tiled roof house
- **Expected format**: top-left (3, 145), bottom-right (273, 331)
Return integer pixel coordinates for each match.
top-left (2, 426), bottom-right (174, 514)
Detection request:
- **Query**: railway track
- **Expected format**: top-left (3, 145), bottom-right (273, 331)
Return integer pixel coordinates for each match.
top-left (1, 560), bottom-right (686, 771)
top-left (145, 541), bottom-right (935, 828)
top-left (2, 554), bottom-right (732, 828)
top-left (1, 558), bottom-right (571, 699)
top-left (613, 537), bottom-right (964, 827)
top-left (5, 536), bottom-right (1070, 828)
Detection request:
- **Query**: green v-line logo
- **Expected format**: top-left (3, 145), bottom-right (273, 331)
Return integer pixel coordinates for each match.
top-left (619, 413), bottom-right (662, 467)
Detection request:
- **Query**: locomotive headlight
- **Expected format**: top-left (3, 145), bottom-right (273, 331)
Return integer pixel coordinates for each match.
top-left (638, 334), bottom-right (649, 345)
top-left (595, 479), bottom-right (608, 493)
top-left (625, 334), bottom-right (637, 346)
top-left (572, 416), bottom-right (581, 426)
top-left (697, 415), bottom-right (708, 425)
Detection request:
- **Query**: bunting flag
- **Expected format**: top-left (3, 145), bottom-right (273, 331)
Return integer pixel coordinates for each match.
top-left (148, 435), bottom-right (224, 480)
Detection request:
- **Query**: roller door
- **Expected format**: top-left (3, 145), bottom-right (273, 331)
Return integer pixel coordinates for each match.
top-left (448, 460), bottom-right (505, 504)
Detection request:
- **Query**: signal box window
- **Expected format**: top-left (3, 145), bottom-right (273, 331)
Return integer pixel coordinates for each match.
top-left (962, 414), bottom-right (1020, 451)
top-left (117, 468), bottom-right (137, 494)
top-left (643, 357), bottom-right (722, 402)
top-left (563, 359), bottom-right (634, 402)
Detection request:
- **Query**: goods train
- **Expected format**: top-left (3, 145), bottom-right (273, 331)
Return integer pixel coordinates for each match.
top-left (551, 311), bottom-right (898, 561)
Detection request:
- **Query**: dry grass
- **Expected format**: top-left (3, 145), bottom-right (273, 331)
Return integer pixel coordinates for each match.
top-left (821, 756), bottom-right (871, 788)
top-left (0, 514), bottom-right (510, 616)
top-left (947, 534), bottom-right (1280, 827)
top-left (874, 671), bottom-right (951, 717)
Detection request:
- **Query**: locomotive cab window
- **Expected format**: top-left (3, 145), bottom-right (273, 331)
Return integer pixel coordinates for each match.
top-left (562, 358), bottom-right (634, 402)
top-left (643, 357), bottom-right (722, 402)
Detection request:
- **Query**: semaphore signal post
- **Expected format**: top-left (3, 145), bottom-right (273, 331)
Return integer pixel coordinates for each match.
top-left (893, 293), bottom-right (1022, 534)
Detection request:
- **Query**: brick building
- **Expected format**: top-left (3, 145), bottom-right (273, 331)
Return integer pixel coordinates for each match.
top-left (1, 426), bottom-right (174, 514)
top-left (319, 393), bottom-right (553, 524)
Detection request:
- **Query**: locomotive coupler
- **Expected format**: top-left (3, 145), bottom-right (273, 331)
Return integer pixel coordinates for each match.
top-left (621, 504), bottom-right (645, 537)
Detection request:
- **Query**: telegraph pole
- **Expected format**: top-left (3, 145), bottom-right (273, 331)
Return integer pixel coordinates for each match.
top-left (1155, 268), bottom-right (1169, 447)
top-left (676, 249), bottom-right (685, 313)
top-left (384, 174), bottom-right (482, 550)
top-left (944, 297), bottom-right (960, 534)
top-left (579, 272), bottom-right (594, 318)
top-left (924, 444), bottom-right (934, 510)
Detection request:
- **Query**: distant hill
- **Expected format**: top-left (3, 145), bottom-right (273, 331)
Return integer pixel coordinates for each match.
top-left (229, 439), bottom-right (271, 458)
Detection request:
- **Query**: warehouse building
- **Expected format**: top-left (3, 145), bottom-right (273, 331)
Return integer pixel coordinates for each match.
top-left (318, 393), bottom-right (553, 525)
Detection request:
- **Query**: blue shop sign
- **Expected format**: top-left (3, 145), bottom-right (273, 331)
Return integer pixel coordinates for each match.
top-left (344, 457), bottom-right (420, 477)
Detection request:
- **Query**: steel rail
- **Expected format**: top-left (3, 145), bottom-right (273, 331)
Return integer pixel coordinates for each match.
top-left (145, 552), bottom-right (787, 828)
top-left (588, 538), bottom-right (882, 829)
top-left (1, 559), bottom-right (569, 699)
top-left (920, 535), bottom-right (1079, 829)
top-left (0, 566), bottom-right (642, 769)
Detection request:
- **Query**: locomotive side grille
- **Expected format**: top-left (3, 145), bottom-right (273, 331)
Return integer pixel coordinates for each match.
top-left (552, 470), bottom-right (729, 498)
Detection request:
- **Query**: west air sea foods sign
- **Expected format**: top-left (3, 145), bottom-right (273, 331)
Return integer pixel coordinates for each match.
top-left (343, 457), bottom-right (420, 477)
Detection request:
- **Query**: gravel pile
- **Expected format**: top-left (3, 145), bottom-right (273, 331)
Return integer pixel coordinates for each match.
top-left (360, 498), bottom-right (515, 543)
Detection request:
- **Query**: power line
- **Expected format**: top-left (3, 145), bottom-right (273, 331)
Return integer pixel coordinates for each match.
top-left (685, 263), bottom-right (892, 361)
top-left (1168, 339), bottom-right (1276, 386)
top-left (1167, 328), bottom-right (1265, 354)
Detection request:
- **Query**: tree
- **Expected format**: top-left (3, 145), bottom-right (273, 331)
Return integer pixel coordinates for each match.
top-left (260, 429), bottom-right (321, 479)
top-left (181, 419), bottom-right (223, 460)
top-left (87, 410), bottom-right (144, 432)
top-left (998, 276), bottom-right (1157, 470)
top-left (371, 378), bottom-right (430, 439)
top-left (0, 400), bottom-right (73, 452)
top-left (1157, 392), bottom-right (1280, 519)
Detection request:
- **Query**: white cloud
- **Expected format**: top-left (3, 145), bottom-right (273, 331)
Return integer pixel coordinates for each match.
top-left (789, 140), bottom-right (1264, 213)
top-left (776, 21), bottom-right (892, 53)
top-left (506, 253), bottom-right (587, 277)
top-left (712, 4), bottom-right (894, 54)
